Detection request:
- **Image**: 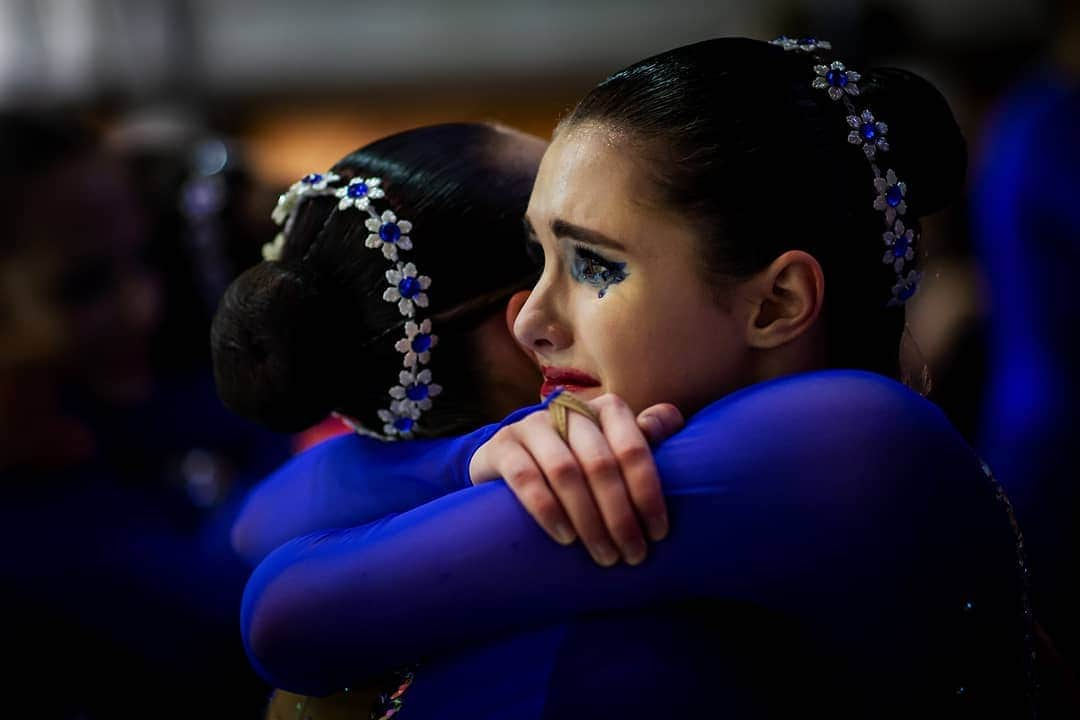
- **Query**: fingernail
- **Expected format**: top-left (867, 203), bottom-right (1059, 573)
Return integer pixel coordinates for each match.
top-left (641, 414), bottom-right (662, 438)
top-left (647, 513), bottom-right (669, 542)
top-left (553, 523), bottom-right (576, 545)
top-left (623, 538), bottom-right (647, 566)
top-left (591, 541), bottom-right (619, 567)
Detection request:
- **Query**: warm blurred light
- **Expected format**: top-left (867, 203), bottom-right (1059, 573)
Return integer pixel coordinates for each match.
top-left (246, 110), bottom-right (395, 186)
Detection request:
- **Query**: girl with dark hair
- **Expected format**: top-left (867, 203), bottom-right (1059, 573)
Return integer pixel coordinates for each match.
top-left (212, 122), bottom-right (548, 439)
top-left (237, 39), bottom-right (1033, 718)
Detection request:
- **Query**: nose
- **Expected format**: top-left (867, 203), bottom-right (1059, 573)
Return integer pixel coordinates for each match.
top-left (512, 276), bottom-right (572, 353)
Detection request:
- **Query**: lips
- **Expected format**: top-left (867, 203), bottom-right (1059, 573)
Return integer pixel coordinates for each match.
top-left (541, 366), bottom-right (601, 397)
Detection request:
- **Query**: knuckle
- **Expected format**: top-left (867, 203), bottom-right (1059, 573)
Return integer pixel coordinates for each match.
top-left (597, 393), bottom-right (626, 411)
top-left (493, 426), bottom-right (516, 445)
top-left (582, 454), bottom-right (618, 479)
top-left (526, 491), bottom-right (557, 518)
top-left (616, 443), bottom-right (652, 468)
top-left (507, 466), bottom-right (541, 487)
top-left (594, 393), bottom-right (618, 409)
top-left (545, 459), bottom-right (582, 486)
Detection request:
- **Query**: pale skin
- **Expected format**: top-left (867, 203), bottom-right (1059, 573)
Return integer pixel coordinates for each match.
top-left (470, 122), bottom-right (828, 567)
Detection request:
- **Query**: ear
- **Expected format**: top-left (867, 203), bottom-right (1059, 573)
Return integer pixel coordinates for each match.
top-left (745, 250), bottom-right (824, 350)
top-left (505, 290), bottom-right (532, 339)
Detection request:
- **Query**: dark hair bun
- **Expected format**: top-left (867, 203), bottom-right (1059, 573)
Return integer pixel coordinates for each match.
top-left (863, 67), bottom-right (967, 218)
top-left (210, 261), bottom-right (338, 432)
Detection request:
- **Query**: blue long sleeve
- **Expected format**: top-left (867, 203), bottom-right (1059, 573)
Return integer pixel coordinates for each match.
top-left (241, 371), bottom-right (1028, 712)
top-left (231, 406), bottom-right (541, 565)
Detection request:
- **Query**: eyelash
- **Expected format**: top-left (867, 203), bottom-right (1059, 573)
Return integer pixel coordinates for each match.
top-left (525, 239), bottom-right (629, 298)
top-left (570, 245), bottom-right (627, 296)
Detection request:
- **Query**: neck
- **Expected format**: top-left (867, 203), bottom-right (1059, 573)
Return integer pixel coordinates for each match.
top-left (751, 321), bottom-right (827, 385)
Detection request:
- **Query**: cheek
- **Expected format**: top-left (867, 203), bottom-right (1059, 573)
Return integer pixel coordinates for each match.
top-left (572, 286), bottom-right (678, 400)
top-left (609, 284), bottom-right (745, 413)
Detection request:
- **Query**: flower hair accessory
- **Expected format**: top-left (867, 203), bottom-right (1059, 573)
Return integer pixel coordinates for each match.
top-left (269, 172), bottom-right (440, 440)
top-left (773, 36), bottom-right (922, 307)
top-left (770, 36), bottom-right (832, 53)
top-left (262, 173), bottom-right (342, 261)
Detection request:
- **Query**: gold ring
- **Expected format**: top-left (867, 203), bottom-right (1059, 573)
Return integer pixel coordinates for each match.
top-left (548, 390), bottom-right (600, 443)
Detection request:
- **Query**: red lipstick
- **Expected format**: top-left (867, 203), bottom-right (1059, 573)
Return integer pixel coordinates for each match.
top-left (540, 366), bottom-right (601, 398)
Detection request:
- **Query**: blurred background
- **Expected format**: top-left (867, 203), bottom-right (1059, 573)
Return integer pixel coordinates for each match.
top-left (1, 0), bottom-right (1076, 717)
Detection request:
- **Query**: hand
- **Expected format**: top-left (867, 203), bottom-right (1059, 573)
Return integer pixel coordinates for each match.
top-left (469, 393), bottom-right (683, 566)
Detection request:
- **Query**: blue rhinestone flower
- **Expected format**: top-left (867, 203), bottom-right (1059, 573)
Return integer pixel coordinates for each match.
top-left (882, 219), bottom-right (915, 272)
top-left (377, 402), bottom-right (422, 439)
top-left (271, 171), bottom-right (341, 225)
top-left (395, 319), bottom-right (438, 367)
top-left (365, 210), bottom-right (414, 261)
top-left (873, 169), bottom-right (907, 224)
top-left (812, 61), bottom-right (861, 101)
top-left (389, 368), bottom-right (442, 412)
top-left (770, 36), bottom-right (832, 53)
top-left (383, 262), bottom-right (431, 317)
top-left (888, 269), bottom-right (922, 307)
top-left (335, 176), bottom-right (385, 211)
top-left (846, 109), bottom-right (889, 159)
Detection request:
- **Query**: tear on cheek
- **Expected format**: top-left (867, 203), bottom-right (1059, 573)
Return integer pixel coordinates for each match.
top-left (595, 267), bottom-right (628, 299)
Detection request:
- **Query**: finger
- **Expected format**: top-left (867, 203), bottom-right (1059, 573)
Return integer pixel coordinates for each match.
top-left (515, 418), bottom-right (621, 566)
top-left (636, 403), bottom-right (684, 445)
top-left (564, 410), bottom-right (648, 566)
top-left (599, 397), bottom-right (670, 543)
top-left (496, 438), bottom-right (576, 546)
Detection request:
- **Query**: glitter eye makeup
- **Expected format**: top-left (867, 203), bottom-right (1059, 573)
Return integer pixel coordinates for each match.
top-left (569, 245), bottom-right (628, 298)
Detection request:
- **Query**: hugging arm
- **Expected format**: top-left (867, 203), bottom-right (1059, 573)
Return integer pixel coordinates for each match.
top-left (242, 371), bottom-right (998, 697)
top-left (230, 415), bottom-right (528, 566)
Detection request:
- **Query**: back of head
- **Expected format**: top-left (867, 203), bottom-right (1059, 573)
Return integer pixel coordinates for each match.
top-left (212, 123), bottom-right (543, 435)
top-left (562, 37), bottom-right (967, 380)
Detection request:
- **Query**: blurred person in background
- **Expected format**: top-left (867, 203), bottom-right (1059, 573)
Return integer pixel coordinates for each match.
top-left (0, 111), bottom-right (288, 718)
top-left (971, 0), bottom-right (1080, 707)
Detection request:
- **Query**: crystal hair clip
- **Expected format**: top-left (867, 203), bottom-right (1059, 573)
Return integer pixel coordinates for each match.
top-left (771, 36), bottom-right (922, 307)
top-left (266, 172), bottom-right (441, 440)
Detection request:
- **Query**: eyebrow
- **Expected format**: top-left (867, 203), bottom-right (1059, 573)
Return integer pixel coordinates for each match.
top-left (523, 216), bottom-right (627, 253)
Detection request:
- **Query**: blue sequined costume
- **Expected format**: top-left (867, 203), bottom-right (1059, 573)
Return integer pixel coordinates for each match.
top-left (238, 371), bottom-right (1032, 718)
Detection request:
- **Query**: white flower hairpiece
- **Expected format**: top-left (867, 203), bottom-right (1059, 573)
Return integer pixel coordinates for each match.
top-left (777, 35), bottom-right (922, 306)
top-left (335, 177), bottom-right (385, 211)
top-left (383, 262), bottom-right (431, 317)
top-left (882, 219), bottom-right (915, 272)
top-left (261, 232), bottom-right (287, 262)
top-left (770, 36), bottom-right (832, 53)
top-left (271, 172), bottom-right (341, 225)
top-left (846, 109), bottom-right (890, 159)
top-left (268, 171), bottom-right (440, 439)
top-left (394, 319), bottom-right (438, 368)
top-left (365, 210), bottom-right (414, 261)
top-left (811, 61), bottom-right (861, 101)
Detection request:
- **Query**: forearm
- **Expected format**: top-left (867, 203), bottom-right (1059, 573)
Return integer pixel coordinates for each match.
top-left (241, 372), bottom-right (995, 696)
top-left (231, 420), bottom-right (508, 565)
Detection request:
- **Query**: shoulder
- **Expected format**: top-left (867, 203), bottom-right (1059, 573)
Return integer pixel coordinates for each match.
top-left (665, 370), bottom-right (981, 501)
top-left (692, 370), bottom-right (958, 443)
